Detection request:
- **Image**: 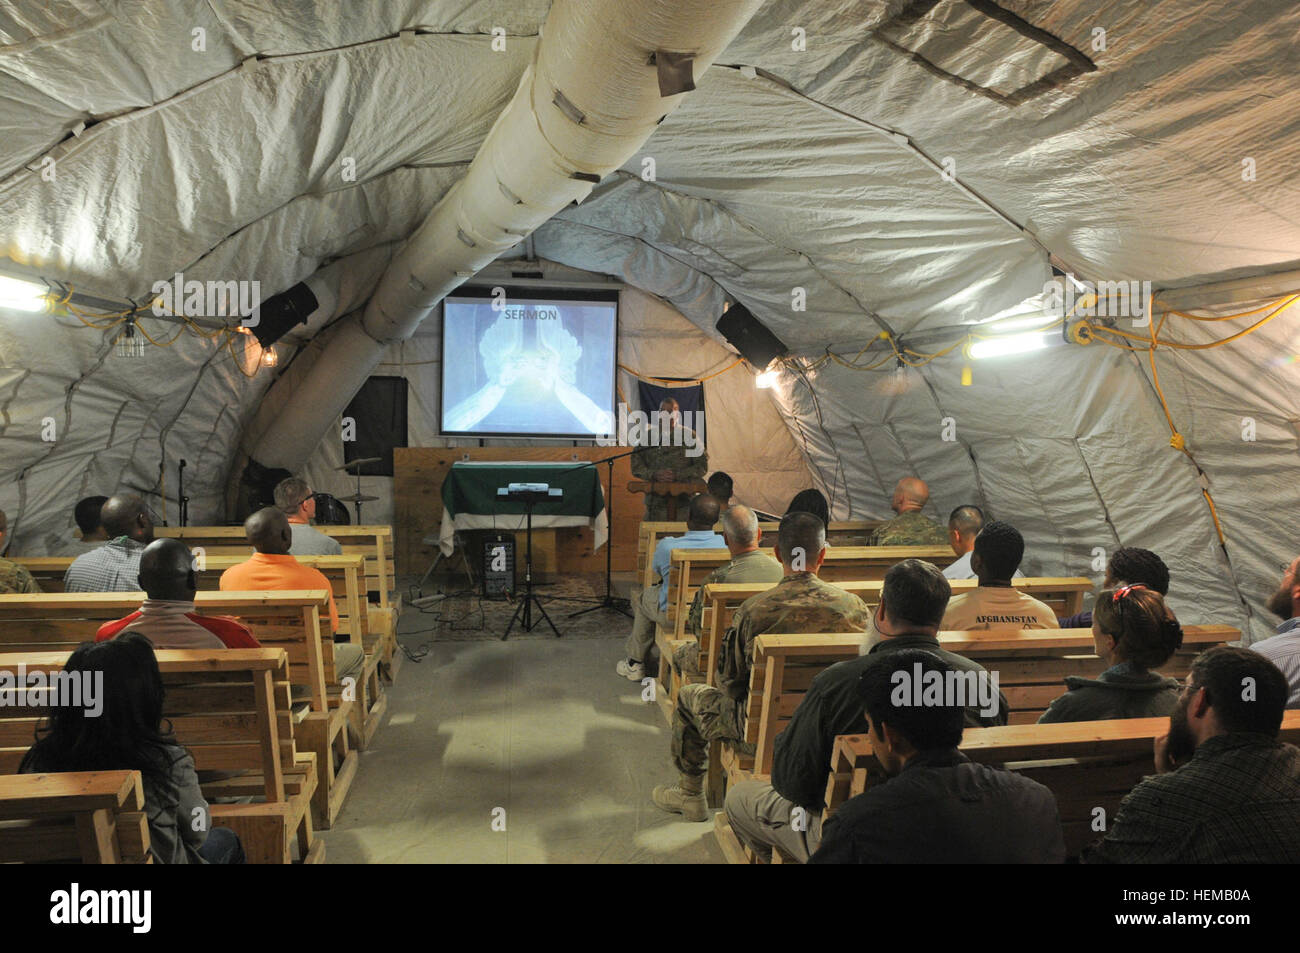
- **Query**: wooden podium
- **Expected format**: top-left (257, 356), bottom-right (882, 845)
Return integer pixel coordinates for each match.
top-left (627, 479), bottom-right (709, 519)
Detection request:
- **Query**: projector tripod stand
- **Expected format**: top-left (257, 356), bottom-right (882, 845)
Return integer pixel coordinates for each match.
top-left (502, 489), bottom-right (561, 641)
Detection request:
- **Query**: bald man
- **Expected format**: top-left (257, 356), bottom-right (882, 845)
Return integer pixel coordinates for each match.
top-left (630, 397), bottom-right (709, 521)
top-left (219, 508), bottom-right (360, 681)
top-left (96, 539), bottom-right (259, 649)
top-left (868, 477), bottom-right (947, 546)
top-left (64, 493), bottom-right (156, 592)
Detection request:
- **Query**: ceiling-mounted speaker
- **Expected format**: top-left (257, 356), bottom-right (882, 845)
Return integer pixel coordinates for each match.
top-left (250, 281), bottom-right (319, 348)
top-left (715, 303), bottom-right (788, 369)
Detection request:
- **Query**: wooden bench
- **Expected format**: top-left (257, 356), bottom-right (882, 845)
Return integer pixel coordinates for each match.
top-left (666, 546), bottom-right (958, 639)
top-left (155, 525), bottom-right (399, 674)
top-left (661, 577), bottom-right (1094, 718)
top-left (0, 590), bottom-right (366, 828)
top-left (0, 770), bottom-right (151, 863)
top-left (648, 546), bottom-right (958, 720)
top-left (12, 555), bottom-right (389, 753)
top-left (708, 624), bottom-right (1238, 807)
top-left (821, 710), bottom-right (1300, 859)
top-left (0, 648), bottom-right (324, 863)
top-left (637, 520), bottom-right (885, 590)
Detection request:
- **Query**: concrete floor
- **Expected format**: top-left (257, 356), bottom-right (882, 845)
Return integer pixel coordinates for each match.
top-left (319, 607), bottom-right (725, 863)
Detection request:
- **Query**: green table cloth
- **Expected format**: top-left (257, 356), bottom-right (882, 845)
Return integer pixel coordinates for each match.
top-left (438, 461), bottom-right (607, 555)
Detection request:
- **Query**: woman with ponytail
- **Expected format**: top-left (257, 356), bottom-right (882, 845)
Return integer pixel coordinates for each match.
top-left (1038, 584), bottom-right (1185, 723)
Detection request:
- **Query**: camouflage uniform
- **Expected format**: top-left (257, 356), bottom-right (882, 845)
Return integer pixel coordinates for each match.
top-left (630, 429), bottom-right (707, 521)
top-left (671, 572), bottom-right (872, 779)
top-left (868, 510), bottom-right (948, 546)
top-left (0, 557), bottom-right (41, 595)
top-left (673, 549), bottom-right (784, 678)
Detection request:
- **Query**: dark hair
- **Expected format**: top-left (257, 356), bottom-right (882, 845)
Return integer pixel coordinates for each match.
top-left (1109, 547), bottom-right (1170, 596)
top-left (74, 496), bottom-right (109, 536)
top-left (707, 471), bottom-right (734, 502)
top-left (19, 633), bottom-right (183, 800)
top-left (777, 511), bottom-right (826, 566)
top-left (881, 558), bottom-right (951, 627)
top-left (686, 493), bottom-right (721, 530)
top-left (857, 649), bottom-right (965, 751)
top-left (784, 488), bottom-right (829, 528)
top-left (99, 495), bottom-right (149, 539)
top-left (973, 520), bottom-right (1024, 580)
top-left (1093, 586), bottom-right (1183, 670)
top-left (1187, 645), bottom-right (1289, 736)
top-left (947, 504), bottom-right (984, 537)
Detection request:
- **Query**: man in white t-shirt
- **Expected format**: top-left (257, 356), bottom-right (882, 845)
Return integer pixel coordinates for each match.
top-left (943, 505), bottom-right (1024, 581)
top-left (941, 521), bottom-right (1057, 630)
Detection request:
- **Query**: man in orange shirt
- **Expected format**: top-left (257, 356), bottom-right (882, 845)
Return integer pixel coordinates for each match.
top-left (219, 507), bottom-right (362, 681)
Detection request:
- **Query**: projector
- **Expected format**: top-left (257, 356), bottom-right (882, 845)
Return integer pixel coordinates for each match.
top-left (507, 482), bottom-right (550, 493)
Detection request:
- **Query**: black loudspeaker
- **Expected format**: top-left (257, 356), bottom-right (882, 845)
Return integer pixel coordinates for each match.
top-left (342, 376), bottom-right (408, 477)
top-left (251, 281), bottom-right (318, 348)
top-left (481, 533), bottom-right (516, 599)
top-left (715, 303), bottom-right (789, 368)
top-left (237, 461), bottom-right (292, 520)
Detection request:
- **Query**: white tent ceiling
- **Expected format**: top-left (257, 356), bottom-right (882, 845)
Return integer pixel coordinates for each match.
top-left (1, 0), bottom-right (1298, 640)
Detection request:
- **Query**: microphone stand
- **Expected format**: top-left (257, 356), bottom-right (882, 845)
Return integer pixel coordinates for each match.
top-left (178, 459), bottom-right (189, 527)
top-left (563, 446), bottom-right (647, 619)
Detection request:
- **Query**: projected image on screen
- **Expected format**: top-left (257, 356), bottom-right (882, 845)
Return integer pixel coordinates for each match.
top-left (441, 293), bottom-right (617, 438)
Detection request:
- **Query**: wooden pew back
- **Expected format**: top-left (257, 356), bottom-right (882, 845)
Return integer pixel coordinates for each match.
top-left (0, 769), bottom-right (150, 863)
top-left (0, 592), bottom-right (334, 713)
top-left (666, 546), bottom-right (957, 635)
top-left (697, 577), bottom-right (1093, 686)
top-left (156, 525), bottom-right (394, 607)
top-left (742, 625), bottom-right (1238, 778)
top-left (0, 649), bottom-right (299, 802)
top-left (823, 711), bottom-right (1300, 858)
top-left (13, 553), bottom-right (368, 647)
top-left (637, 520), bottom-right (884, 590)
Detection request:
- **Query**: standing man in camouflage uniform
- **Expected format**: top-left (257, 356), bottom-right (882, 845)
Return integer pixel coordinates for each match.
top-left (652, 511), bottom-right (872, 821)
top-left (630, 397), bottom-right (708, 521)
top-left (868, 477), bottom-right (947, 546)
top-left (0, 509), bottom-right (41, 594)
top-left (672, 505), bottom-right (784, 678)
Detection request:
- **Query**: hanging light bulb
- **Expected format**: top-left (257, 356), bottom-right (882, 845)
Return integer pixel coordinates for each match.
top-left (115, 320), bottom-right (144, 358)
top-left (260, 345), bottom-right (278, 368)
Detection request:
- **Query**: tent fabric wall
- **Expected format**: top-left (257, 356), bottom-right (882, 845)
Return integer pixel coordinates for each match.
top-left (761, 301), bottom-right (1300, 645)
top-left (0, 0), bottom-right (1298, 646)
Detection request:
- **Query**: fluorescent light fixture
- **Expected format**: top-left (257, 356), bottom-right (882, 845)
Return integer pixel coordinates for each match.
top-left (968, 330), bottom-right (1054, 359)
top-left (755, 368), bottom-right (779, 388)
top-left (985, 313), bottom-right (1054, 333)
top-left (0, 273), bottom-right (50, 313)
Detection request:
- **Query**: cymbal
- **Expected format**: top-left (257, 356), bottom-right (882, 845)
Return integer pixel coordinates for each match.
top-left (336, 493), bottom-right (379, 503)
top-left (336, 457), bottom-right (382, 471)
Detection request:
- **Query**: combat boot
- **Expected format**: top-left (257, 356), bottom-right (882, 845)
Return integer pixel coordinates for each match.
top-left (652, 779), bottom-right (708, 821)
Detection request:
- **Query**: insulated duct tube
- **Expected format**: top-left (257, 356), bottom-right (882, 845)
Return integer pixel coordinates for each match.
top-left (246, 0), bottom-right (765, 468)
